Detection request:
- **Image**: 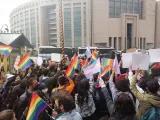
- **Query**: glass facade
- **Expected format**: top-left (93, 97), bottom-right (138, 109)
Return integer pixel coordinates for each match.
top-left (109, 0), bottom-right (143, 18)
top-left (74, 6), bottom-right (82, 47)
top-left (64, 8), bottom-right (72, 47)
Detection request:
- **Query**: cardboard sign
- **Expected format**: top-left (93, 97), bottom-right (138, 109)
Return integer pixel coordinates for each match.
top-left (122, 53), bottom-right (150, 70)
top-left (51, 53), bottom-right (61, 62)
top-left (122, 53), bottom-right (132, 68)
top-left (37, 57), bottom-right (43, 66)
top-left (132, 54), bottom-right (150, 70)
top-left (148, 49), bottom-right (160, 63)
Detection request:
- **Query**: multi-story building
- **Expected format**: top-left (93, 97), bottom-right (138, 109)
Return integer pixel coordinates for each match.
top-left (91, 0), bottom-right (156, 50)
top-left (10, 0), bottom-right (40, 48)
top-left (39, 0), bottom-right (90, 47)
top-left (155, 1), bottom-right (160, 48)
top-left (10, 0), bottom-right (90, 48)
top-left (10, 0), bottom-right (160, 50)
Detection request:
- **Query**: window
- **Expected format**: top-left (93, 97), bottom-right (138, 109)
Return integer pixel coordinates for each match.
top-left (114, 37), bottom-right (117, 49)
top-left (109, 37), bottom-right (112, 47)
top-left (109, 0), bottom-right (143, 18)
top-left (127, 0), bottom-right (133, 13)
top-left (109, 0), bottom-right (115, 17)
top-left (143, 38), bottom-right (146, 49)
top-left (64, 8), bottom-right (72, 47)
top-left (115, 0), bottom-right (121, 17)
top-left (74, 7), bottom-right (82, 47)
top-left (121, 0), bottom-right (127, 13)
top-left (118, 37), bottom-right (121, 50)
top-left (140, 37), bottom-right (143, 49)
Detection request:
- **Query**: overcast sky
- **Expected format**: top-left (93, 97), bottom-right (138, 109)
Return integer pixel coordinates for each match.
top-left (0, 0), bottom-right (159, 29)
top-left (0, 0), bottom-right (30, 27)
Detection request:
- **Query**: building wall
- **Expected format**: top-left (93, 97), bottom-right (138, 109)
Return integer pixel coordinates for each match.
top-left (10, 0), bottom-right (40, 49)
top-left (92, 0), bottom-right (156, 50)
top-left (156, 1), bottom-right (160, 48)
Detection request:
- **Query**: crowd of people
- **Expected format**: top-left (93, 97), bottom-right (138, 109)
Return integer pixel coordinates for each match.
top-left (0, 52), bottom-right (160, 120)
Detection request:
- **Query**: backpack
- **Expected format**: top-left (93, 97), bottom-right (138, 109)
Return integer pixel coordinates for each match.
top-left (140, 107), bottom-right (160, 120)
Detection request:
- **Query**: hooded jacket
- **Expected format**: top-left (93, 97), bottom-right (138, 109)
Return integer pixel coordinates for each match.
top-left (129, 75), bottom-right (160, 119)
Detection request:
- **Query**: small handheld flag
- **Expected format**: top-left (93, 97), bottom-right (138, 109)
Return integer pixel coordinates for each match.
top-left (66, 54), bottom-right (79, 77)
top-left (0, 45), bottom-right (13, 56)
top-left (18, 53), bottom-right (33, 71)
top-left (26, 92), bottom-right (48, 120)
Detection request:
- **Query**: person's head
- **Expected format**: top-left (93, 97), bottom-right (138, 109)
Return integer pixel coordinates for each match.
top-left (115, 77), bottom-right (130, 92)
top-left (58, 75), bottom-right (69, 86)
top-left (26, 75), bottom-right (38, 89)
top-left (0, 109), bottom-right (16, 120)
top-left (42, 68), bottom-right (49, 76)
top-left (115, 93), bottom-right (136, 116)
top-left (77, 79), bottom-right (90, 105)
top-left (150, 62), bottom-right (160, 77)
top-left (52, 90), bottom-right (75, 113)
top-left (146, 79), bottom-right (159, 95)
top-left (136, 70), bottom-right (148, 81)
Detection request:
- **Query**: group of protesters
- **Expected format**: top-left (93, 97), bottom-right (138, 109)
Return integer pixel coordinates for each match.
top-left (0, 50), bottom-right (160, 120)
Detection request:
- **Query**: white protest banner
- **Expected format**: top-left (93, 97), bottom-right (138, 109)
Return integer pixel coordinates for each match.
top-left (132, 54), bottom-right (150, 70)
top-left (122, 53), bottom-right (133, 68)
top-left (51, 53), bottom-right (61, 62)
top-left (148, 49), bottom-right (160, 63)
top-left (37, 57), bottom-right (43, 66)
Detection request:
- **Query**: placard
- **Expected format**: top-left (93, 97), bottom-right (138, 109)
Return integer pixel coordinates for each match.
top-left (122, 53), bottom-right (132, 68)
top-left (148, 49), bottom-right (160, 63)
top-left (51, 53), bottom-right (61, 62)
top-left (132, 54), bottom-right (150, 70)
top-left (37, 57), bottom-right (43, 66)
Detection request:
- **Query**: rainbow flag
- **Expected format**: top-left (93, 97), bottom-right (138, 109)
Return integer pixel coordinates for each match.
top-left (26, 92), bottom-right (48, 120)
top-left (18, 53), bottom-right (32, 71)
top-left (101, 58), bottom-right (113, 70)
top-left (0, 45), bottom-right (13, 56)
top-left (99, 58), bottom-right (113, 78)
top-left (66, 54), bottom-right (79, 77)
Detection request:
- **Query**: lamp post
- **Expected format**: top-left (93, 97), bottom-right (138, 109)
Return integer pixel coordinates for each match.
top-left (58, 0), bottom-right (65, 65)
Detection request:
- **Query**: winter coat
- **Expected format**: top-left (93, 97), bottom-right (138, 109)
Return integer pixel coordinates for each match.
top-left (55, 109), bottom-right (82, 120)
top-left (101, 87), bottom-right (137, 120)
top-left (129, 75), bottom-right (160, 119)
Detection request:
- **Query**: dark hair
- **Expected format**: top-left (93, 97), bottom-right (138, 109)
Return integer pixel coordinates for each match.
top-left (150, 63), bottom-right (160, 77)
top-left (0, 109), bottom-right (15, 120)
top-left (42, 68), bottom-right (49, 76)
top-left (52, 90), bottom-right (75, 112)
top-left (115, 79), bottom-right (130, 92)
top-left (146, 79), bottom-right (159, 94)
top-left (77, 79), bottom-right (90, 106)
top-left (26, 75), bottom-right (37, 88)
top-left (58, 76), bottom-right (69, 86)
top-left (114, 93), bottom-right (136, 117)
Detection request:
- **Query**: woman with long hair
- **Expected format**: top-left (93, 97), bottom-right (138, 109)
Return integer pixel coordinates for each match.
top-left (75, 79), bottom-right (96, 120)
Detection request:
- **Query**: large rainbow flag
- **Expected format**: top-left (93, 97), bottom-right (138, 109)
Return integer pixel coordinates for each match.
top-left (18, 53), bottom-right (32, 71)
top-left (26, 92), bottom-right (48, 120)
top-left (0, 45), bottom-right (13, 56)
top-left (66, 54), bottom-right (79, 77)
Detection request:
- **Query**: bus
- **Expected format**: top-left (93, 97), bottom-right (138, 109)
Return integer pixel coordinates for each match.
top-left (38, 46), bottom-right (115, 59)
